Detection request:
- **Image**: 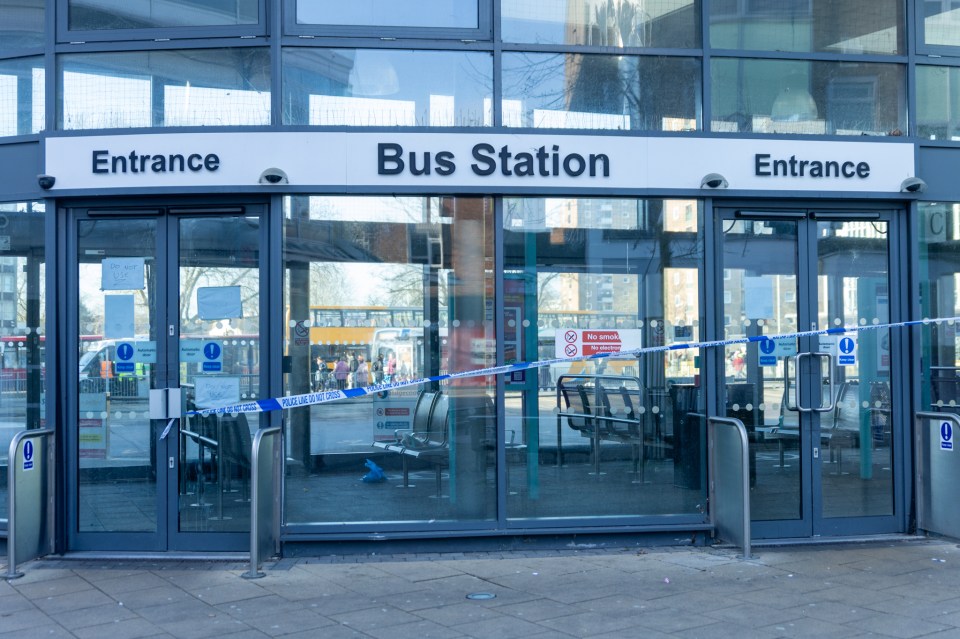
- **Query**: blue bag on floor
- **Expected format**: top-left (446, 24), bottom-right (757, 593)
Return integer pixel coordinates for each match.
top-left (362, 458), bottom-right (386, 483)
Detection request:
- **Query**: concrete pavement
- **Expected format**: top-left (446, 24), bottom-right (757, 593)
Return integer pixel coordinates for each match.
top-left (1, 537), bottom-right (960, 638)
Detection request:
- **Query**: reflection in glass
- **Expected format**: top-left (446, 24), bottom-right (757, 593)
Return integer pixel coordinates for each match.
top-left (0, 202), bottom-right (44, 522)
top-left (296, 0), bottom-right (477, 29)
top-left (68, 0), bottom-right (258, 30)
top-left (917, 66), bottom-right (960, 141)
top-left (77, 218), bottom-right (157, 532)
top-left (501, 0), bottom-right (699, 48)
top-left (711, 58), bottom-right (905, 136)
top-left (59, 49), bottom-right (270, 130)
top-left (816, 220), bottom-right (892, 519)
top-left (283, 49), bottom-right (492, 127)
top-left (0, 56), bottom-right (44, 137)
top-left (282, 196), bottom-right (496, 526)
top-left (502, 53), bottom-right (699, 131)
top-left (0, 0), bottom-right (44, 50)
top-left (918, 203), bottom-right (960, 416)
top-left (504, 198), bottom-right (705, 522)
top-left (924, 2), bottom-right (960, 48)
top-left (721, 218), bottom-right (800, 521)
top-left (178, 216), bottom-right (261, 533)
top-left (710, 0), bottom-right (903, 55)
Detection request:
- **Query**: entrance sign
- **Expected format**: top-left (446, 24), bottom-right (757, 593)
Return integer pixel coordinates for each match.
top-left (46, 132), bottom-right (914, 194)
top-left (555, 329), bottom-right (642, 358)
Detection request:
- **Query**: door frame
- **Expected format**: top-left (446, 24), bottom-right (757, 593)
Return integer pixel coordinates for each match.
top-left (712, 204), bottom-right (909, 540)
top-left (63, 199), bottom-right (270, 553)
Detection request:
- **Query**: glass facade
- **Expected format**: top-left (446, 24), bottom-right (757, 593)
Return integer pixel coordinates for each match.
top-left (0, 0), bottom-right (957, 549)
top-left (0, 201), bottom-right (45, 522)
top-left (283, 49), bottom-right (492, 127)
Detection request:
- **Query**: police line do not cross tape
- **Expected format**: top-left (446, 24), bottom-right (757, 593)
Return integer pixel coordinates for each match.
top-left (186, 316), bottom-right (960, 417)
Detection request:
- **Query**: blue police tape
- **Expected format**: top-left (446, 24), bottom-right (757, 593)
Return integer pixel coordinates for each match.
top-left (187, 316), bottom-right (960, 417)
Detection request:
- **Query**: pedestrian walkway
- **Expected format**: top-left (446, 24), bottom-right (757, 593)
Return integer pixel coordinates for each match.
top-left (1, 537), bottom-right (959, 638)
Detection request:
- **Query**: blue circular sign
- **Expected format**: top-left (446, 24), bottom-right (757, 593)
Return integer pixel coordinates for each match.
top-left (116, 343), bottom-right (134, 361)
top-left (839, 337), bottom-right (855, 354)
top-left (203, 342), bottom-right (222, 360)
top-left (23, 439), bottom-right (33, 461)
top-left (759, 338), bottom-right (776, 354)
top-left (942, 421), bottom-right (953, 442)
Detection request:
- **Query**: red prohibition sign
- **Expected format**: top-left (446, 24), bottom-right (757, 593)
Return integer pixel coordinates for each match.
top-left (564, 330), bottom-right (578, 343)
top-left (564, 344), bottom-right (578, 357)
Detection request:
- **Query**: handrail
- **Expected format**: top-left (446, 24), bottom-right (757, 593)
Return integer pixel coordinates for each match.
top-left (914, 411), bottom-right (960, 536)
top-left (4, 428), bottom-right (54, 580)
top-left (707, 417), bottom-right (751, 559)
top-left (243, 426), bottom-right (282, 580)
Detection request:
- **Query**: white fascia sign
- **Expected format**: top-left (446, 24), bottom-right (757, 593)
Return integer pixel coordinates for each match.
top-left (44, 132), bottom-right (916, 193)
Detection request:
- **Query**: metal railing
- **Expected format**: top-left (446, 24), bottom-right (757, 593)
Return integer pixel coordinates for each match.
top-left (708, 417), bottom-right (751, 559)
top-left (243, 426), bottom-right (282, 579)
top-left (4, 428), bottom-right (54, 580)
top-left (914, 411), bottom-right (960, 539)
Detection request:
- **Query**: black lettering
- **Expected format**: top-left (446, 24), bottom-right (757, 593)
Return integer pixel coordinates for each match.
top-left (139, 154), bottom-right (150, 172)
top-left (755, 154), bottom-right (771, 176)
top-left (204, 154), bottom-right (220, 171)
top-left (498, 145), bottom-right (513, 176)
top-left (810, 161), bottom-right (823, 177)
top-left (774, 159), bottom-right (788, 176)
top-left (169, 154), bottom-right (185, 172)
top-left (798, 160), bottom-right (808, 176)
top-left (409, 151), bottom-right (431, 176)
top-left (514, 152), bottom-right (534, 176)
top-left (93, 150), bottom-right (109, 174)
top-left (841, 161), bottom-right (855, 178)
top-left (128, 151), bottom-right (138, 173)
top-left (589, 153), bottom-right (609, 177)
top-left (378, 143), bottom-right (404, 175)
top-left (471, 143), bottom-right (496, 176)
top-left (789, 155), bottom-right (798, 176)
top-left (825, 161), bottom-right (839, 177)
top-left (151, 156), bottom-right (166, 172)
top-left (435, 151), bottom-right (455, 176)
top-left (856, 161), bottom-right (870, 178)
top-left (187, 153), bottom-right (204, 171)
top-left (536, 146), bottom-right (550, 176)
top-left (552, 145), bottom-right (560, 175)
top-left (112, 155), bottom-right (127, 173)
top-left (563, 153), bottom-right (585, 177)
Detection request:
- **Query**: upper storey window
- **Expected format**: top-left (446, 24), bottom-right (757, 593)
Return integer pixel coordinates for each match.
top-left (501, 0), bottom-right (700, 48)
top-left (921, 0), bottom-right (960, 52)
top-left (63, 0), bottom-right (263, 40)
top-left (0, 0), bottom-right (45, 53)
top-left (288, 0), bottom-right (488, 39)
top-left (710, 0), bottom-right (904, 55)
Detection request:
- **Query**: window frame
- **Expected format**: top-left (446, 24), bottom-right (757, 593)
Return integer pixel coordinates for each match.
top-left (56, 0), bottom-right (267, 43)
top-left (916, 0), bottom-right (960, 56)
top-left (282, 0), bottom-right (491, 41)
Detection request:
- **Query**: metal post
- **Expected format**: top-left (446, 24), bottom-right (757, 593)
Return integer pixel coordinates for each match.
top-left (708, 417), bottom-right (751, 559)
top-left (5, 429), bottom-right (54, 580)
top-left (243, 426), bottom-right (281, 580)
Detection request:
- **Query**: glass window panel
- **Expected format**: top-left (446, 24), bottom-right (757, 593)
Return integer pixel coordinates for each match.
top-left (501, 0), bottom-right (700, 48)
top-left (917, 66), bottom-right (960, 141)
top-left (59, 49), bottom-right (270, 130)
top-left (504, 198), bottom-right (706, 522)
top-left (282, 196), bottom-right (496, 526)
top-left (68, 0), bottom-right (258, 30)
top-left (710, 58), bottom-right (905, 136)
top-left (0, 0), bottom-right (44, 51)
top-left (0, 56), bottom-right (44, 137)
top-left (296, 0), bottom-right (477, 29)
top-left (283, 49), bottom-right (492, 127)
top-left (923, 0), bottom-right (960, 48)
top-left (0, 202), bottom-right (45, 522)
top-left (502, 53), bottom-right (699, 131)
top-left (710, 0), bottom-right (903, 54)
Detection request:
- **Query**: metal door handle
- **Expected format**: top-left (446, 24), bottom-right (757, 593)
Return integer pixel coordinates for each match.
top-left (793, 352), bottom-right (836, 413)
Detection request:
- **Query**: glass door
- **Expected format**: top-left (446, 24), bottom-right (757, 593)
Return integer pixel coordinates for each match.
top-left (718, 209), bottom-right (901, 538)
top-left (68, 206), bottom-right (264, 552)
